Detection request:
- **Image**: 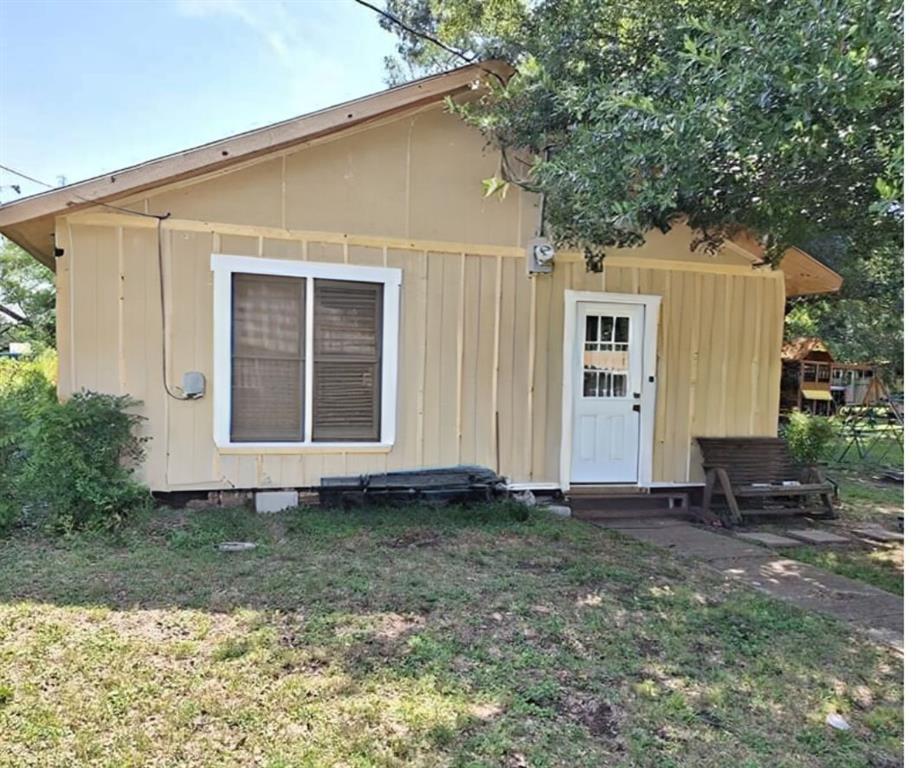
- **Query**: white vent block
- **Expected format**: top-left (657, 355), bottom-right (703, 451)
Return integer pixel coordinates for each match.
top-left (255, 491), bottom-right (299, 514)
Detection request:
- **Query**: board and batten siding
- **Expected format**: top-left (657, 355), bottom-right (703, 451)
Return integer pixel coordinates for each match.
top-left (52, 105), bottom-right (785, 492)
top-left (55, 218), bottom-right (785, 491)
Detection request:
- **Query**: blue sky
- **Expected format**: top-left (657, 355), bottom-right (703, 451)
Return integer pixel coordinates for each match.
top-left (0, 0), bottom-right (399, 203)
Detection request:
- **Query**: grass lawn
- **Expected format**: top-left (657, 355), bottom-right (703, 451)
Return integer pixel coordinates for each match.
top-left (0, 504), bottom-right (903, 767)
top-left (774, 467), bottom-right (904, 596)
top-left (785, 546), bottom-right (902, 596)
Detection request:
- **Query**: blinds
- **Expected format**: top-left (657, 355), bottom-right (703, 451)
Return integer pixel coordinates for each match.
top-left (230, 273), bottom-right (306, 442)
top-left (312, 279), bottom-right (383, 442)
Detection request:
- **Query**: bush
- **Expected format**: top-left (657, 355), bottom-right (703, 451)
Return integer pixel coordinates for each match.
top-left (0, 352), bottom-right (151, 533)
top-left (782, 410), bottom-right (837, 466)
top-left (19, 391), bottom-right (150, 532)
top-left (0, 354), bottom-right (57, 529)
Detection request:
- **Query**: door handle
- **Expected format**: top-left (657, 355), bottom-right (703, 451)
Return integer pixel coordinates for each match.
top-left (632, 404), bottom-right (641, 412)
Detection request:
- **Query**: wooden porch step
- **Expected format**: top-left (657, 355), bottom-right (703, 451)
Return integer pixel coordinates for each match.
top-left (569, 490), bottom-right (692, 520)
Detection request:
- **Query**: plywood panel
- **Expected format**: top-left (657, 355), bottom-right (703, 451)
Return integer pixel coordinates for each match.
top-left (219, 234), bottom-right (259, 256)
top-left (68, 224), bottom-right (120, 394)
top-left (262, 238), bottom-right (302, 260)
top-left (145, 159), bottom-right (283, 228)
top-left (306, 241), bottom-right (344, 263)
top-left (385, 248), bottom-right (426, 472)
top-left (121, 226), bottom-right (168, 488)
top-left (423, 252), bottom-right (461, 466)
top-left (164, 229), bottom-right (216, 486)
top-left (498, 258), bottom-right (532, 482)
top-left (55, 222), bottom-right (74, 397)
top-left (57, 217), bottom-right (785, 490)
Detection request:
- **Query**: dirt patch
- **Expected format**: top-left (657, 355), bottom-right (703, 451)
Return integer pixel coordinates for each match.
top-left (384, 529), bottom-right (442, 549)
top-left (374, 612), bottom-right (426, 640)
top-left (560, 692), bottom-right (624, 741)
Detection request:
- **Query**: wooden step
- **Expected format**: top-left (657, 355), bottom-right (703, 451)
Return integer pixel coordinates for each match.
top-left (569, 491), bottom-right (691, 520)
top-left (568, 485), bottom-right (651, 497)
top-left (573, 506), bottom-right (694, 522)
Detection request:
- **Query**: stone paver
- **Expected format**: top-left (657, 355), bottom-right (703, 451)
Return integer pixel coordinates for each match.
top-left (595, 518), bottom-right (903, 652)
top-left (851, 526), bottom-right (904, 543)
top-left (735, 532), bottom-right (805, 547)
top-left (785, 529), bottom-right (851, 545)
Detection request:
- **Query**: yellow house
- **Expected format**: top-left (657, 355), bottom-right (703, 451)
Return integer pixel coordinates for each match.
top-left (0, 62), bottom-right (841, 497)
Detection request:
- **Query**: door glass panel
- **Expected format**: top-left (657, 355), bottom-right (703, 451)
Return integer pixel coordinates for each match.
top-left (613, 373), bottom-right (628, 397)
top-left (582, 313), bottom-right (631, 398)
top-left (601, 316), bottom-right (614, 342)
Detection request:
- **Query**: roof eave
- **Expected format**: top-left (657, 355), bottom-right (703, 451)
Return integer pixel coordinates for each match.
top-left (0, 60), bottom-right (512, 263)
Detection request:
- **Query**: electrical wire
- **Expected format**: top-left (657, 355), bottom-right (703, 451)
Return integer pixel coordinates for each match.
top-left (155, 215), bottom-right (187, 400)
top-left (0, 162), bottom-right (166, 220)
top-left (0, 162), bottom-right (186, 400)
top-left (351, 0), bottom-right (508, 86)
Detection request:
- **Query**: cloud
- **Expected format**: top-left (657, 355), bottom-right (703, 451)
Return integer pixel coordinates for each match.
top-left (172, 0), bottom-right (393, 118)
top-left (174, 0), bottom-right (303, 65)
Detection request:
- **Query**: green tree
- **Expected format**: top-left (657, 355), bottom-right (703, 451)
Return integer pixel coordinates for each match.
top-left (0, 237), bottom-right (55, 349)
top-left (378, 0), bottom-right (902, 266)
top-left (786, 237), bottom-right (903, 373)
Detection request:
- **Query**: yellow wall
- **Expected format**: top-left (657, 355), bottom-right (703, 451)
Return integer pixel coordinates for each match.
top-left (55, 105), bottom-right (785, 491)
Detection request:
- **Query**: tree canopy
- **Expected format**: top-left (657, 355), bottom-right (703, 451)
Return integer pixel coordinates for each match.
top-left (378, 0), bottom-right (903, 369)
top-left (382, 0), bottom-right (901, 258)
top-left (0, 238), bottom-right (55, 350)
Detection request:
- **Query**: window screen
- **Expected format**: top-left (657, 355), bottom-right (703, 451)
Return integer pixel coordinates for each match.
top-left (312, 279), bottom-right (383, 442)
top-left (230, 273), bottom-right (306, 442)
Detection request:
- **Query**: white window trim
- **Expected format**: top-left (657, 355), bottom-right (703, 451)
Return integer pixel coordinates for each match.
top-left (211, 253), bottom-right (401, 451)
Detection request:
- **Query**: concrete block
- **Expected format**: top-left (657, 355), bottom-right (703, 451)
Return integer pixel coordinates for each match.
top-left (735, 532), bottom-right (804, 547)
top-left (546, 505), bottom-right (572, 518)
top-left (785, 529), bottom-right (850, 545)
top-left (255, 490), bottom-right (299, 514)
top-left (851, 526), bottom-right (903, 543)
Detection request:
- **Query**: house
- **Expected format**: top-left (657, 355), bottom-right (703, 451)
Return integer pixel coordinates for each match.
top-left (830, 362), bottom-right (879, 407)
top-left (780, 337), bottom-right (837, 415)
top-left (0, 62), bottom-right (842, 498)
top-left (781, 337), bottom-right (880, 414)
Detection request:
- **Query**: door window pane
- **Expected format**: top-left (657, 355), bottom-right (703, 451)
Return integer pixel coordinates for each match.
top-left (582, 312), bottom-right (632, 399)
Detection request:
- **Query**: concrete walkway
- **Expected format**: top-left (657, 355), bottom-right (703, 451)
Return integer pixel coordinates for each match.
top-left (597, 518), bottom-right (904, 652)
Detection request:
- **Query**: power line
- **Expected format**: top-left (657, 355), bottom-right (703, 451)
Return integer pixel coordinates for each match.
top-left (0, 162), bottom-right (187, 400)
top-left (0, 162), bottom-right (165, 220)
top-left (351, 0), bottom-right (508, 86)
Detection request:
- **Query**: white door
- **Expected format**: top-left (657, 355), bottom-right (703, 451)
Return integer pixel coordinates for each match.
top-left (570, 302), bottom-right (643, 483)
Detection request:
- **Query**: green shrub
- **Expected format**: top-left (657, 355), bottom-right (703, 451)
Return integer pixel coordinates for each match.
top-left (17, 391), bottom-right (150, 532)
top-left (782, 410), bottom-right (837, 465)
top-left (0, 354), bottom-right (57, 530)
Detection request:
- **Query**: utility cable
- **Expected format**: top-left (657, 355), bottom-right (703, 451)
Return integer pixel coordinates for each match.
top-left (0, 163), bottom-right (186, 400)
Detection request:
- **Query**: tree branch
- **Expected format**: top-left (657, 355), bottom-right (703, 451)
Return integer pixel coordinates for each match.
top-left (0, 303), bottom-right (32, 326)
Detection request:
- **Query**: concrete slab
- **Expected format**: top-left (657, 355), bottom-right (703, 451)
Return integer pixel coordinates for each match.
top-left (784, 529), bottom-right (851, 545)
top-left (735, 532), bottom-right (805, 547)
top-left (601, 523), bottom-right (769, 560)
top-left (851, 526), bottom-right (904, 543)
top-left (596, 519), bottom-right (903, 650)
top-left (255, 490), bottom-right (298, 514)
top-left (593, 517), bottom-right (692, 530)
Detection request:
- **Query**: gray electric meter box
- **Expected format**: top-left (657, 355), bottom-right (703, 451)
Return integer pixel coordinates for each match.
top-left (182, 371), bottom-right (206, 399)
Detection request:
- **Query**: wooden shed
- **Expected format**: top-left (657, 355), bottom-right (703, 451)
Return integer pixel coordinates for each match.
top-left (0, 62), bottom-right (842, 495)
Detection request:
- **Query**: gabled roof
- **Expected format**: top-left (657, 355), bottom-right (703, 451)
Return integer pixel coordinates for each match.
top-left (729, 231), bottom-right (843, 297)
top-left (0, 57), bottom-right (843, 298)
top-left (782, 337), bottom-right (834, 362)
top-left (0, 60), bottom-right (512, 266)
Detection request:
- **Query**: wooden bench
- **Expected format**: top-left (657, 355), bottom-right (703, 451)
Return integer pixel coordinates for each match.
top-left (697, 437), bottom-right (836, 526)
